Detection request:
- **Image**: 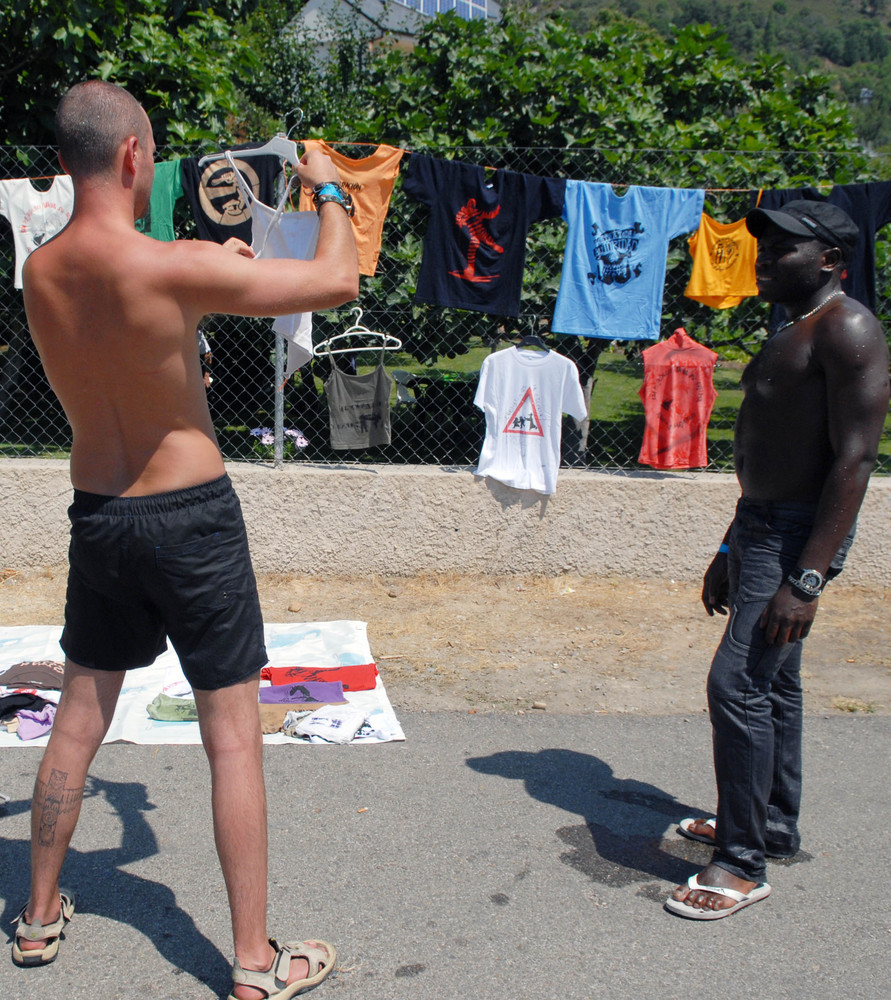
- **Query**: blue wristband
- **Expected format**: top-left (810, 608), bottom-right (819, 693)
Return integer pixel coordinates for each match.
top-left (312, 181), bottom-right (355, 217)
top-left (718, 543), bottom-right (729, 554)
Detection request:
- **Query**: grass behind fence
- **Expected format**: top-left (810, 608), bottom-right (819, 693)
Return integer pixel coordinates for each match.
top-left (5, 340), bottom-right (890, 471)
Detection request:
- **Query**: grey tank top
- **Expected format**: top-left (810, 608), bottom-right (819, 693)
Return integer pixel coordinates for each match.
top-left (325, 353), bottom-right (393, 450)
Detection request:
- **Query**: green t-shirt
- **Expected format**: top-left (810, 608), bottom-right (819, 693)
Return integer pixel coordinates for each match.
top-left (135, 159), bottom-right (183, 241)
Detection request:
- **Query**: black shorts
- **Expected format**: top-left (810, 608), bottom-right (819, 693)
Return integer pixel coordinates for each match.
top-left (61, 474), bottom-right (267, 691)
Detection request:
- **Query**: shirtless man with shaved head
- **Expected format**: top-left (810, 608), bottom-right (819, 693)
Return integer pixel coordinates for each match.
top-left (666, 200), bottom-right (889, 920)
top-left (14, 80), bottom-right (358, 999)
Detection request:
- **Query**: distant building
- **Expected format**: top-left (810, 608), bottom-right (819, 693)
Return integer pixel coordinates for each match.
top-left (294, 0), bottom-right (500, 56)
top-left (395, 0), bottom-right (496, 19)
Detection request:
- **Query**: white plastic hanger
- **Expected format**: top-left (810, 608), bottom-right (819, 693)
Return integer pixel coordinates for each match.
top-left (199, 110), bottom-right (305, 167)
top-left (313, 307), bottom-right (402, 356)
top-left (198, 133), bottom-right (301, 168)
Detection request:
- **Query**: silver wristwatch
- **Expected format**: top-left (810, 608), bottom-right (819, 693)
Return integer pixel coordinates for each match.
top-left (787, 567), bottom-right (825, 597)
top-left (311, 181), bottom-right (355, 217)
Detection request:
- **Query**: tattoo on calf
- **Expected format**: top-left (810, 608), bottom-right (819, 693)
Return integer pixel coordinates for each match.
top-left (35, 769), bottom-right (84, 847)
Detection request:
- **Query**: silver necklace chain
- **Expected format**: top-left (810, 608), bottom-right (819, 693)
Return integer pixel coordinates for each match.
top-left (776, 290), bottom-right (844, 333)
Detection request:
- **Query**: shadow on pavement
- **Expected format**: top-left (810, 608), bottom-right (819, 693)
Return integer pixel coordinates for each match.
top-left (1, 774), bottom-right (230, 992)
top-left (467, 747), bottom-right (707, 888)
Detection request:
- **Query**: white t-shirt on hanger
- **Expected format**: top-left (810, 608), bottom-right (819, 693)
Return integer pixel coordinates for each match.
top-left (0, 176), bottom-right (75, 288)
top-left (473, 347), bottom-right (587, 495)
top-left (226, 152), bottom-right (319, 373)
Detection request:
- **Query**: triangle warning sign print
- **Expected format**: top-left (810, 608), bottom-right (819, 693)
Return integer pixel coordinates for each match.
top-left (503, 387), bottom-right (544, 436)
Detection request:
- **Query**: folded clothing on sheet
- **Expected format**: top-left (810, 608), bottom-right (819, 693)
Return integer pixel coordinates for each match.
top-left (260, 663), bottom-right (378, 692)
top-left (16, 704), bottom-right (57, 740)
top-left (258, 680), bottom-right (347, 705)
top-left (286, 704), bottom-right (369, 744)
top-left (0, 660), bottom-right (66, 729)
top-left (0, 691), bottom-right (51, 722)
top-left (146, 693), bottom-right (199, 722)
top-left (0, 659), bottom-right (65, 690)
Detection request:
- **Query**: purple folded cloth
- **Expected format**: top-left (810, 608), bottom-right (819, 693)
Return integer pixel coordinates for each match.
top-left (17, 704), bottom-right (57, 740)
top-left (259, 680), bottom-right (346, 705)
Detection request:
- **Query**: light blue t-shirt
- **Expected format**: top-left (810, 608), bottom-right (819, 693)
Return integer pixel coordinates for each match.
top-left (553, 182), bottom-right (704, 340)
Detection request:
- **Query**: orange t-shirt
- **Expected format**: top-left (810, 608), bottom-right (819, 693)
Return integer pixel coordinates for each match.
top-left (298, 140), bottom-right (405, 275)
top-left (684, 213), bottom-right (758, 309)
top-left (638, 328), bottom-right (718, 470)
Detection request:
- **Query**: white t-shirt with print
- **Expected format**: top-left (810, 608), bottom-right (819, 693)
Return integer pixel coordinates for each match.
top-left (0, 176), bottom-right (74, 288)
top-left (474, 347), bottom-right (587, 495)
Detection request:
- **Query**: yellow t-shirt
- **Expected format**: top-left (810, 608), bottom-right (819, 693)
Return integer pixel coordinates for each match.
top-left (684, 213), bottom-right (758, 309)
top-left (298, 140), bottom-right (405, 276)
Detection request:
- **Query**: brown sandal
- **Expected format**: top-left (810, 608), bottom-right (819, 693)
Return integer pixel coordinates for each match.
top-left (227, 938), bottom-right (336, 999)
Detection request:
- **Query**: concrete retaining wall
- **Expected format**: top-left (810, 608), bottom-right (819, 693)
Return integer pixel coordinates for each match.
top-left (1, 459), bottom-right (888, 585)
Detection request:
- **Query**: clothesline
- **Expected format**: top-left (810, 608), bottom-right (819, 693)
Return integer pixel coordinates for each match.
top-left (3, 143), bottom-right (884, 329)
top-left (4, 140), bottom-right (843, 195)
top-left (299, 141), bottom-right (839, 195)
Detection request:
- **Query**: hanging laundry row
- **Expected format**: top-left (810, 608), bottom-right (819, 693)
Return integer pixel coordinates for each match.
top-left (4, 143), bottom-right (890, 322)
top-left (6, 142), bottom-right (891, 315)
top-left (471, 323), bottom-right (720, 493)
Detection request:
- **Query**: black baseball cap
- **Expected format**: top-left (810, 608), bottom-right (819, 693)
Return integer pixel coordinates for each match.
top-left (745, 199), bottom-right (859, 259)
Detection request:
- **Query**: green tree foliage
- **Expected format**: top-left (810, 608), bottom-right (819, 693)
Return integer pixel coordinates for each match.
top-left (332, 12), bottom-right (861, 161)
top-left (0, 0), bottom-right (260, 145)
top-left (235, 0), bottom-right (378, 139)
top-left (555, 0), bottom-right (891, 145)
top-left (299, 10), bottom-right (869, 361)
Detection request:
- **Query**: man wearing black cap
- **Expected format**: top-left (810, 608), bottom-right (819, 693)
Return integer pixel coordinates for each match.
top-left (667, 200), bottom-right (889, 919)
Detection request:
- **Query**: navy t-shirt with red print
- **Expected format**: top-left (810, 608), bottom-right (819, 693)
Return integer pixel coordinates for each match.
top-left (403, 154), bottom-right (565, 316)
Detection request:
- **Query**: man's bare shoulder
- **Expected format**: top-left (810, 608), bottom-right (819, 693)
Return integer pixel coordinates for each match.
top-left (812, 296), bottom-right (889, 379)
top-left (814, 296), bottom-right (885, 349)
top-left (126, 233), bottom-right (225, 268)
top-left (157, 236), bottom-right (255, 280)
top-left (164, 236), bottom-right (232, 259)
top-left (836, 294), bottom-right (881, 326)
top-left (26, 221), bottom-right (179, 274)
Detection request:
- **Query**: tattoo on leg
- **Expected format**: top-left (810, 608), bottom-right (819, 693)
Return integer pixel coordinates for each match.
top-left (35, 769), bottom-right (84, 847)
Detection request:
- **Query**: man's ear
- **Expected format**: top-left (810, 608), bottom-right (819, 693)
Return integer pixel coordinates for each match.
top-left (122, 134), bottom-right (140, 177)
top-left (57, 151), bottom-right (68, 174)
top-left (821, 246), bottom-right (843, 273)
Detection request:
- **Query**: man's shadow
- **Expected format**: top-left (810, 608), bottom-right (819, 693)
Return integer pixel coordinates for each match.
top-left (1, 774), bottom-right (231, 993)
top-left (466, 748), bottom-right (712, 891)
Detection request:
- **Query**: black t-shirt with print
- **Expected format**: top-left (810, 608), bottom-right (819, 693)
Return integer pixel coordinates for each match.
top-left (181, 144), bottom-right (283, 245)
top-left (403, 154), bottom-right (565, 316)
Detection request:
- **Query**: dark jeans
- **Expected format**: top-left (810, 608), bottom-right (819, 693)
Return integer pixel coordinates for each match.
top-left (706, 497), bottom-right (853, 883)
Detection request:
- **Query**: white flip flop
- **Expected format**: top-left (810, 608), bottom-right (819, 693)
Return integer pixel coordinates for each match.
top-left (665, 873), bottom-right (771, 920)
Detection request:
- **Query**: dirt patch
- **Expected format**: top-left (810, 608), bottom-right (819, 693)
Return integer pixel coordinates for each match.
top-left (1, 568), bottom-right (888, 716)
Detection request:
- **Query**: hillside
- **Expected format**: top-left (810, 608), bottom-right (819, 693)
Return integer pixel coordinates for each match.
top-left (551, 0), bottom-right (891, 148)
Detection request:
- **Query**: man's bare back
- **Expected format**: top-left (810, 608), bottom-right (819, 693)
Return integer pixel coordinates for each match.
top-left (25, 218), bottom-right (227, 495)
top-left (24, 102), bottom-right (357, 498)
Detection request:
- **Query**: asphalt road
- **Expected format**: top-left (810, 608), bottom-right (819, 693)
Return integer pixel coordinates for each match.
top-left (1, 712), bottom-right (888, 1000)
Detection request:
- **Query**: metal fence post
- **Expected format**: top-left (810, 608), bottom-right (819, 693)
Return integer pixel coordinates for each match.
top-left (274, 333), bottom-right (285, 469)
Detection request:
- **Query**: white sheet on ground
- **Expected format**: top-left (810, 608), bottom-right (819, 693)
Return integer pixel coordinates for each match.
top-left (0, 622), bottom-right (404, 746)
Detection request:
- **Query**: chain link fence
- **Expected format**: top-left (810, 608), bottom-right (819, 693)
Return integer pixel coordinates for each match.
top-left (2, 143), bottom-right (890, 472)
